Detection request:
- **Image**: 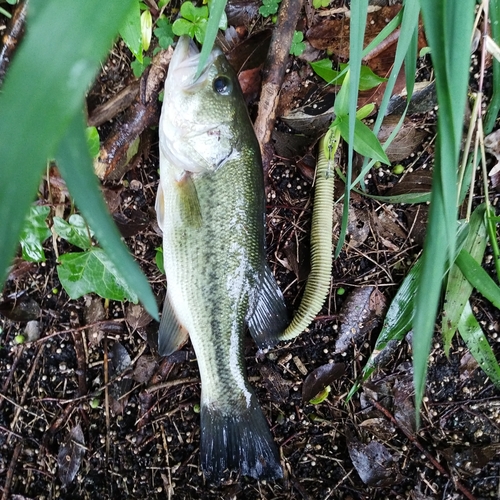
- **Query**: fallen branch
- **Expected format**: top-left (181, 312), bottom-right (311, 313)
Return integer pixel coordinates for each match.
top-left (254, 0), bottom-right (304, 174)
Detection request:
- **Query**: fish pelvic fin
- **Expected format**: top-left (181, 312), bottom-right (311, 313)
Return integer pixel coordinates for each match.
top-left (200, 395), bottom-right (282, 482)
top-left (247, 264), bottom-right (288, 350)
top-left (158, 293), bottom-right (189, 356)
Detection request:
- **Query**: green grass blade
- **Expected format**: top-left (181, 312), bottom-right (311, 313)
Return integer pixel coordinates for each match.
top-left (56, 112), bottom-right (158, 319)
top-left (413, 0), bottom-right (475, 417)
top-left (442, 204), bottom-right (487, 355)
top-left (0, 0), bottom-right (135, 287)
top-left (459, 300), bottom-right (500, 388)
top-left (485, 0), bottom-right (500, 134)
top-left (455, 249), bottom-right (500, 309)
top-left (196, 0), bottom-right (227, 78)
top-left (334, 0), bottom-right (368, 258)
top-left (352, 1), bottom-right (420, 191)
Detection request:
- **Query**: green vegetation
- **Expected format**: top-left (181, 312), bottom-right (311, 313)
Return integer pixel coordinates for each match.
top-left (290, 31), bottom-right (306, 57)
top-left (259, 0), bottom-right (281, 18)
top-left (0, 0), bottom-right (158, 319)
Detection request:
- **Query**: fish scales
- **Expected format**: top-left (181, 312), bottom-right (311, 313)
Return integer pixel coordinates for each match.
top-left (156, 36), bottom-right (288, 481)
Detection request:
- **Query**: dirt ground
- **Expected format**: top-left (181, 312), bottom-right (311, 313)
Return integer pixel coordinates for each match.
top-left (2, 2), bottom-right (500, 499)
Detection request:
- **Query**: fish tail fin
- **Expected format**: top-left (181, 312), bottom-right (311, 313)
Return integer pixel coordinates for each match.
top-left (200, 394), bottom-right (282, 482)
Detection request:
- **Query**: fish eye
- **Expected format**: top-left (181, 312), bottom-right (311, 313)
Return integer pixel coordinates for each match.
top-left (213, 75), bottom-right (232, 96)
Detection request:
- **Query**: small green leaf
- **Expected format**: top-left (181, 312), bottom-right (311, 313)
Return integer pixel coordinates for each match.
top-left (455, 249), bottom-right (500, 308)
top-left (85, 127), bottom-right (100, 158)
top-left (333, 69), bottom-right (350, 116)
top-left (154, 17), bottom-right (174, 49)
top-left (19, 206), bottom-right (51, 262)
top-left (120, 1), bottom-right (143, 63)
top-left (313, 0), bottom-right (330, 8)
top-left (193, 18), bottom-right (208, 44)
top-left (311, 61), bottom-right (386, 91)
top-left (442, 205), bottom-right (486, 355)
top-left (131, 56), bottom-right (151, 78)
top-left (141, 9), bottom-right (152, 52)
top-left (155, 247), bottom-right (165, 274)
top-left (58, 248), bottom-right (139, 302)
top-left (259, 0), bottom-right (280, 17)
top-left (335, 116), bottom-right (390, 165)
top-left (458, 301), bottom-right (500, 388)
top-left (180, 1), bottom-right (208, 22)
top-left (53, 214), bottom-right (93, 250)
top-left (290, 31), bottom-right (306, 56)
top-left (309, 385), bottom-right (330, 405)
top-left (356, 103), bottom-right (375, 121)
top-left (172, 18), bottom-right (196, 39)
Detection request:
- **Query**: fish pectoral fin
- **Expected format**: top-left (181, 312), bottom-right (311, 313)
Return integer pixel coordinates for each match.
top-left (158, 293), bottom-right (189, 356)
top-left (247, 264), bottom-right (288, 350)
top-left (176, 173), bottom-right (202, 228)
top-left (155, 183), bottom-right (165, 231)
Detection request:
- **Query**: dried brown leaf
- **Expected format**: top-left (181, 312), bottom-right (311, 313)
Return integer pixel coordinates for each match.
top-left (335, 287), bottom-right (387, 353)
top-left (377, 116), bottom-right (428, 163)
top-left (57, 424), bottom-right (85, 486)
top-left (0, 296), bottom-right (40, 322)
top-left (259, 363), bottom-right (292, 403)
top-left (126, 303), bottom-right (153, 330)
top-left (347, 437), bottom-right (401, 487)
top-left (302, 362), bottom-right (345, 403)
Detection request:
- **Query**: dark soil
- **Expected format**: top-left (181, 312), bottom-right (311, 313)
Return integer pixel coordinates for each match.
top-left (2, 2), bottom-right (500, 500)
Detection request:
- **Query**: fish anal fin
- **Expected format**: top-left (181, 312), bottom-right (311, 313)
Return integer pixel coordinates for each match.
top-left (158, 293), bottom-right (189, 356)
top-left (200, 395), bottom-right (282, 482)
top-left (247, 264), bottom-right (288, 349)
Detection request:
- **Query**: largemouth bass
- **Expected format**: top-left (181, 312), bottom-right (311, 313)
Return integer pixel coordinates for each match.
top-left (155, 36), bottom-right (288, 481)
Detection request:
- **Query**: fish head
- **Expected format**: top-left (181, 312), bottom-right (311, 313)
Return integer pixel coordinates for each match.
top-left (160, 36), bottom-right (250, 178)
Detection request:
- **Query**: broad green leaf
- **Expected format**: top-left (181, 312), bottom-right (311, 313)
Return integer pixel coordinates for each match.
top-left (335, 116), bottom-right (390, 165)
top-left (58, 249), bottom-right (139, 303)
top-left (0, 0), bottom-right (135, 292)
top-left (442, 205), bottom-right (487, 355)
top-left (310, 60), bottom-right (386, 90)
top-left (414, 0), bottom-right (475, 417)
top-left (56, 111), bottom-right (158, 319)
top-left (458, 301), bottom-right (500, 388)
top-left (19, 206), bottom-right (51, 262)
top-left (120, 1), bottom-right (143, 63)
top-left (53, 214), bottom-right (93, 250)
top-left (333, 69), bottom-right (350, 117)
top-left (455, 249), bottom-right (500, 309)
top-left (196, 0), bottom-right (228, 79)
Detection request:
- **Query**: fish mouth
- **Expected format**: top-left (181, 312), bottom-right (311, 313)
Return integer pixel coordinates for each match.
top-left (168, 36), bottom-right (221, 91)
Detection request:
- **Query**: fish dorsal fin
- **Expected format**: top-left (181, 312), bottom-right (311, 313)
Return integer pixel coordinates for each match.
top-left (158, 292), bottom-right (190, 356)
top-left (247, 265), bottom-right (288, 350)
